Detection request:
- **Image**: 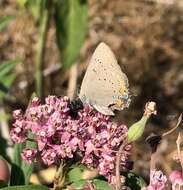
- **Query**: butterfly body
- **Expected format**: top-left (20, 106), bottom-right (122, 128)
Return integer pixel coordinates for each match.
top-left (79, 42), bottom-right (130, 115)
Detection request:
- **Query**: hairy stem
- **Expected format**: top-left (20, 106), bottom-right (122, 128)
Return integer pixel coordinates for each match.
top-left (150, 152), bottom-right (156, 171)
top-left (176, 132), bottom-right (183, 175)
top-left (115, 139), bottom-right (128, 190)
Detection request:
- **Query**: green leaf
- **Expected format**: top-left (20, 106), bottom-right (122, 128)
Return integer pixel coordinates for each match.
top-left (0, 180), bottom-right (8, 188)
top-left (0, 16), bottom-right (12, 32)
top-left (71, 179), bottom-right (112, 190)
top-left (30, 92), bottom-right (38, 99)
top-left (16, 0), bottom-right (28, 8)
top-left (16, 0), bottom-right (43, 20)
top-left (10, 143), bottom-right (25, 185)
top-left (0, 60), bottom-right (21, 102)
top-left (28, 0), bottom-right (43, 20)
top-left (27, 92), bottom-right (38, 107)
top-left (10, 132), bottom-right (37, 185)
top-left (68, 166), bottom-right (83, 182)
top-left (0, 74), bottom-right (16, 100)
top-left (70, 179), bottom-right (87, 189)
top-left (0, 185), bottom-right (49, 190)
top-left (123, 172), bottom-right (146, 190)
top-left (0, 138), bottom-right (8, 161)
top-left (55, 0), bottom-right (88, 69)
top-left (0, 60), bottom-right (20, 79)
top-left (93, 179), bottom-right (112, 190)
top-left (21, 132), bottom-right (37, 184)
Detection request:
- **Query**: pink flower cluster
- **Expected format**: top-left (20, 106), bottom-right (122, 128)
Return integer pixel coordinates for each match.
top-left (169, 170), bottom-right (183, 190)
top-left (142, 169), bottom-right (183, 190)
top-left (10, 95), bottom-right (131, 182)
top-left (142, 170), bottom-right (167, 190)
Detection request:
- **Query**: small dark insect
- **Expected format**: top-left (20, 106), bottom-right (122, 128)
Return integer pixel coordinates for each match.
top-left (68, 98), bottom-right (84, 119)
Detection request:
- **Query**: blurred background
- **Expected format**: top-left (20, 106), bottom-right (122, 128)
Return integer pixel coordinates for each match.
top-left (0, 0), bottom-right (183, 182)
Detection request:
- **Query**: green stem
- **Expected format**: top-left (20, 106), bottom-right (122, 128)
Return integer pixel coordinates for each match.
top-left (35, 0), bottom-right (50, 100)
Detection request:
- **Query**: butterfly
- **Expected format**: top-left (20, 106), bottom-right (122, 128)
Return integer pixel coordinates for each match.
top-left (79, 42), bottom-right (131, 115)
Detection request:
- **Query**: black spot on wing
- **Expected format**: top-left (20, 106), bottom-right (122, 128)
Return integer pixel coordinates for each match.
top-left (95, 58), bottom-right (102, 64)
top-left (93, 68), bottom-right (97, 73)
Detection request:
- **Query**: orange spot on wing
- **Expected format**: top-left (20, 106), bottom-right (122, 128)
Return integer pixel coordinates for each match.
top-left (119, 84), bottom-right (127, 95)
top-left (116, 99), bottom-right (123, 108)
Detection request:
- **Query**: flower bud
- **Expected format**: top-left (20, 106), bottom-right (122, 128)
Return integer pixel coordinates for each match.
top-left (169, 170), bottom-right (182, 183)
top-left (128, 115), bottom-right (148, 143)
top-left (128, 101), bottom-right (156, 143)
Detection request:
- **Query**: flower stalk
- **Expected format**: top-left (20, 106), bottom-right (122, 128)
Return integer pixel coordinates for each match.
top-left (35, 0), bottom-right (51, 100)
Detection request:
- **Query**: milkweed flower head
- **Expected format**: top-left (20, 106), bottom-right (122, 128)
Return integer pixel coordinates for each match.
top-left (141, 170), bottom-right (167, 190)
top-left (10, 95), bottom-right (131, 183)
top-left (149, 170), bottom-right (167, 190)
top-left (169, 170), bottom-right (183, 190)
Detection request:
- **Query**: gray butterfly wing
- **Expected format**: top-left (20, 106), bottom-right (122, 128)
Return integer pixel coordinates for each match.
top-left (79, 42), bottom-right (130, 115)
